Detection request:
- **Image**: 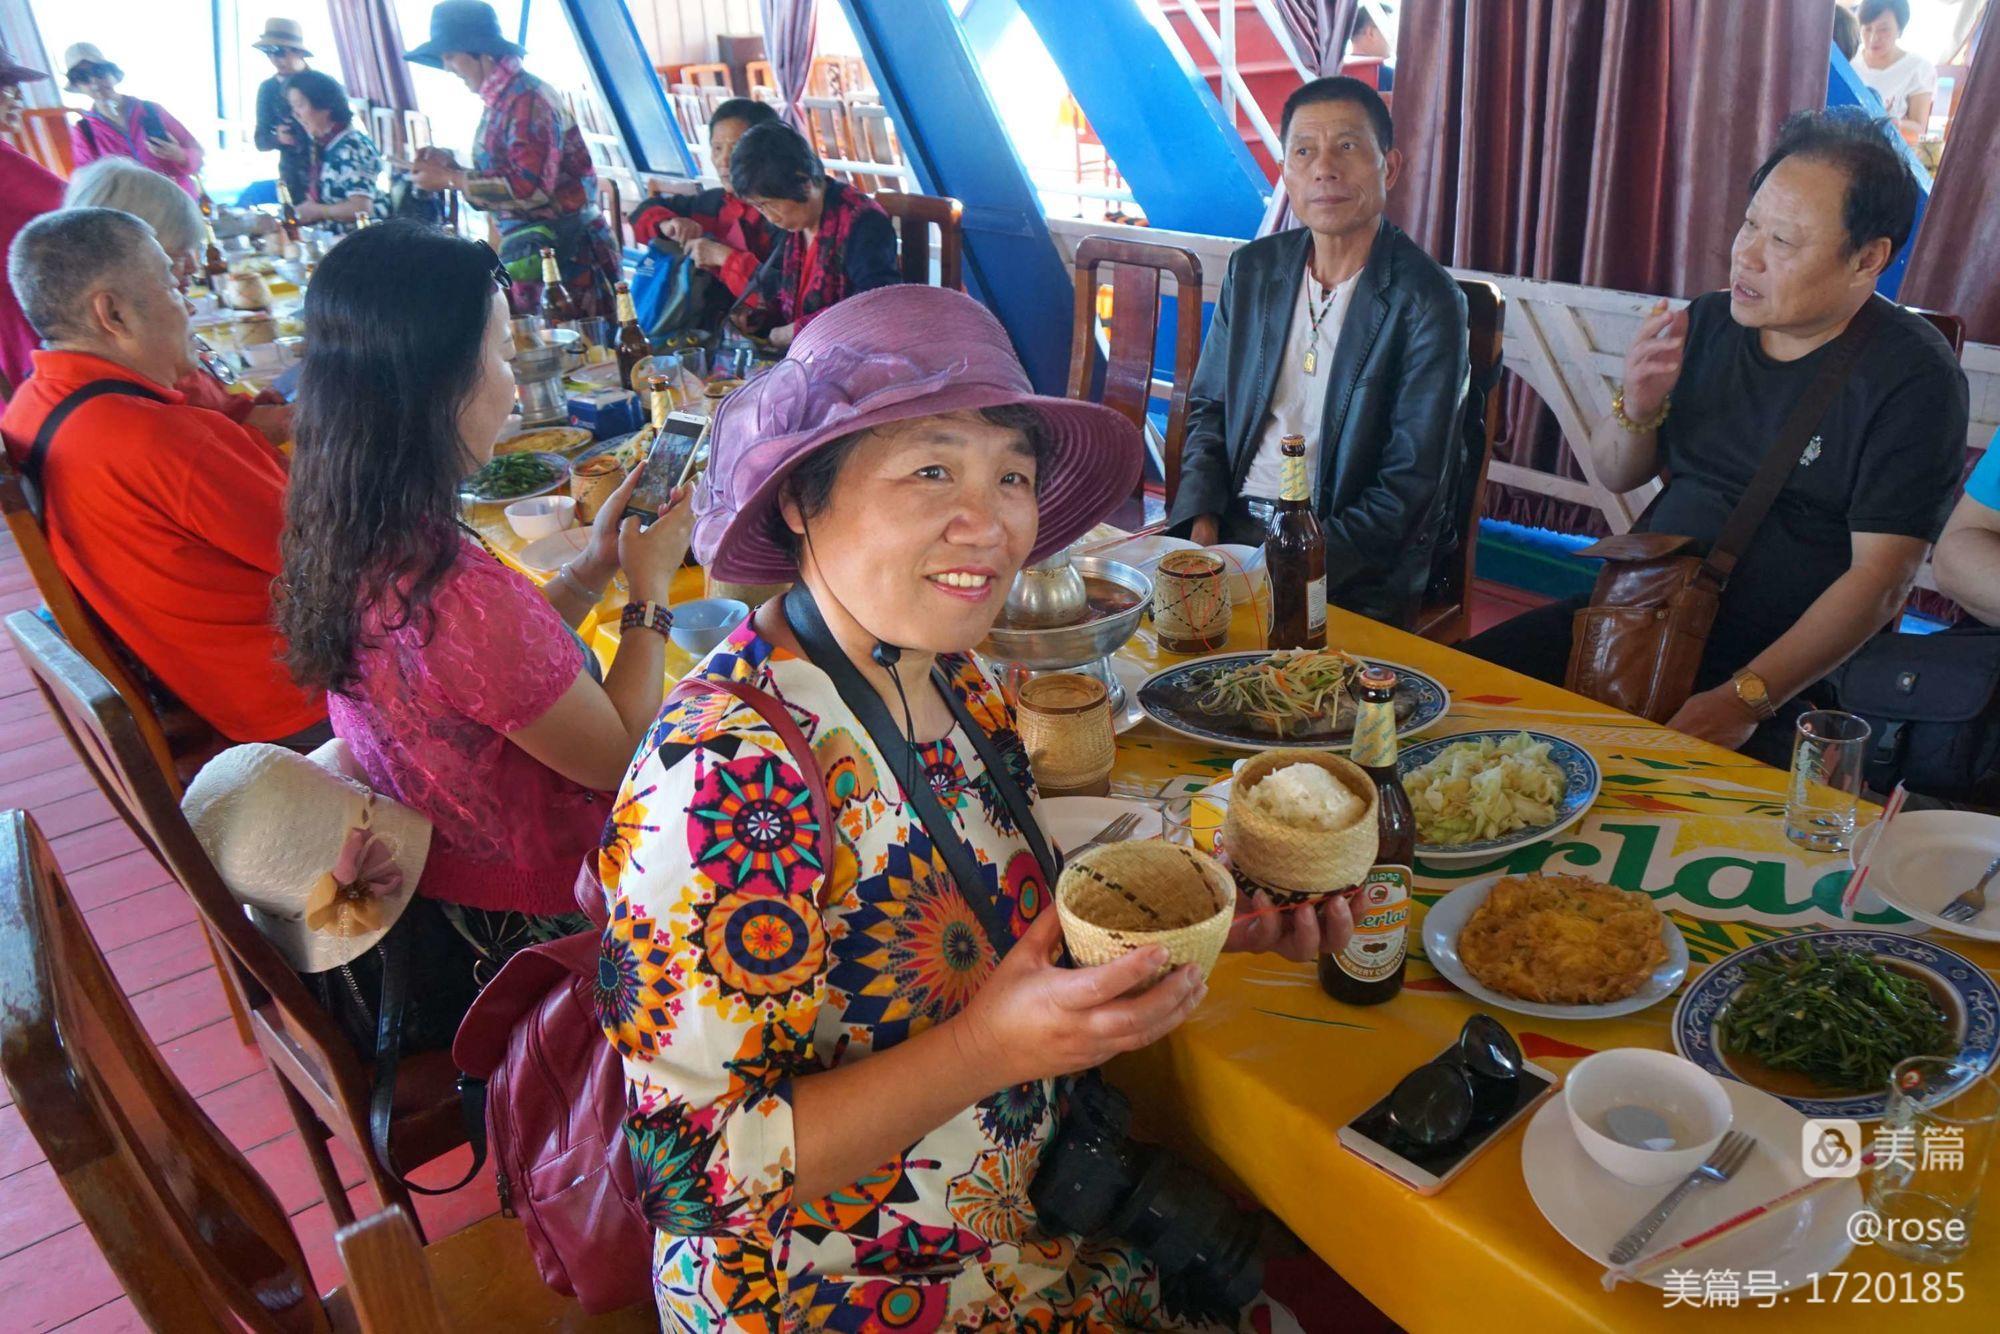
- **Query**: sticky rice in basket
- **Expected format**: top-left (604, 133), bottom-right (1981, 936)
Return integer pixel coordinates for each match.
top-left (1222, 749), bottom-right (1378, 902)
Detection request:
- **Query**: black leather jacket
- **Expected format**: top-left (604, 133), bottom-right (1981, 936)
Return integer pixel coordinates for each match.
top-left (1167, 220), bottom-right (1469, 627)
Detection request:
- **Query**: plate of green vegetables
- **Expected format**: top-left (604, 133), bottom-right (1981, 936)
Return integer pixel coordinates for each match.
top-left (1673, 931), bottom-right (1997, 1119)
top-left (459, 450), bottom-right (570, 503)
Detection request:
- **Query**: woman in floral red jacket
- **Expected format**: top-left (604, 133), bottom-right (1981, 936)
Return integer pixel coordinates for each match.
top-left (727, 121), bottom-right (900, 350)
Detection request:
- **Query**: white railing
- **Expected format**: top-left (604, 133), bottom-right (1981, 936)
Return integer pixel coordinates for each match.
top-left (1165, 0), bottom-right (1285, 165)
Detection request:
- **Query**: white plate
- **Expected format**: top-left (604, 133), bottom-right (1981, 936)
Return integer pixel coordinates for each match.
top-left (1421, 872), bottom-right (1689, 1020)
top-left (514, 526), bottom-right (590, 574)
top-left (1038, 795), bottom-right (1165, 855)
top-left (1523, 1078), bottom-right (1860, 1291)
top-left (1850, 810), bottom-right (2000, 941)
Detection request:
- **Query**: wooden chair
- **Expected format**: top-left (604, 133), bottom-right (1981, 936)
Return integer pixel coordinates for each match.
top-left (0, 810), bottom-right (655, 1333)
top-left (334, 1205), bottom-right (653, 1331)
top-left (1909, 307), bottom-right (1966, 358)
top-left (0, 455), bottom-right (222, 789)
top-left (744, 60), bottom-right (777, 98)
top-left (876, 191), bottom-right (963, 290)
top-left (4, 611), bottom-right (474, 1238)
top-left (680, 62), bottom-right (733, 91)
top-left (1412, 279), bottom-right (1507, 644)
top-left (14, 107), bottom-right (76, 176)
top-left (1066, 235), bottom-right (1205, 505)
top-left (368, 104), bottom-right (401, 161)
top-left (598, 177), bottom-right (627, 247)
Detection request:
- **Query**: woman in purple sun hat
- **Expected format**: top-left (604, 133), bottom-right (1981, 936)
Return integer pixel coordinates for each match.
top-left (596, 284), bottom-right (1343, 1328)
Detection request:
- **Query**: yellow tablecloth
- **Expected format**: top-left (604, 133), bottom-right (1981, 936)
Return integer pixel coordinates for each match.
top-left (467, 504), bottom-right (1993, 1329)
top-left (1102, 602), bottom-right (1997, 1332)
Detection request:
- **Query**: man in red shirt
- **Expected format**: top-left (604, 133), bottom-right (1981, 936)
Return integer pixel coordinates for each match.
top-left (3, 207), bottom-right (326, 743)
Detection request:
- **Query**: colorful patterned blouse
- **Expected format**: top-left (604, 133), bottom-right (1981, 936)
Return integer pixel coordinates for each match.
top-left (733, 180), bottom-right (900, 339)
top-left (308, 125), bottom-right (384, 228)
top-left (594, 621), bottom-right (1289, 1332)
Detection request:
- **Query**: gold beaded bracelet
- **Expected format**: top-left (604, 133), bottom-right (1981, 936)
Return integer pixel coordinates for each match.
top-left (1611, 387), bottom-right (1671, 433)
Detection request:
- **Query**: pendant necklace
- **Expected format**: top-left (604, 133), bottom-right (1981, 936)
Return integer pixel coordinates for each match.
top-left (1303, 267), bottom-right (1338, 375)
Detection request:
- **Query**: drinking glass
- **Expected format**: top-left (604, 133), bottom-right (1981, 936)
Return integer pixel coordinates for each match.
top-left (1161, 790), bottom-right (1228, 856)
top-left (1866, 1057), bottom-right (2000, 1265)
top-left (1785, 710), bottom-right (1870, 852)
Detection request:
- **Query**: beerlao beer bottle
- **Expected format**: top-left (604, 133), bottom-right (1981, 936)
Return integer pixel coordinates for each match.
top-left (1263, 433), bottom-right (1326, 650)
top-left (202, 223), bottom-right (228, 282)
top-left (276, 181), bottom-right (303, 245)
top-left (539, 247), bottom-right (582, 327)
top-left (615, 282), bottom-right (651, 392)
top-left (1319, 665), bottom-right (1414, 1004)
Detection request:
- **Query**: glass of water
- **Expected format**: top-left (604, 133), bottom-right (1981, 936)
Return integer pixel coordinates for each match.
top-left (1866, 1057), bottom-right (2000, 1265)
top-left (1785, 709), bottom-right (1870, 852)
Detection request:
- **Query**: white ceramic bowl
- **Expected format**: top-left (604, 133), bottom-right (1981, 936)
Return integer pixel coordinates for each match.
top-left (504, 495), bottom-right (578, 541)
top-left (669, 598), bottom-right (749, 656)
top-left (1565, 1049), bottom-right (1732, 1185)
top-left (1207, 543), bottom-right (1268, 605)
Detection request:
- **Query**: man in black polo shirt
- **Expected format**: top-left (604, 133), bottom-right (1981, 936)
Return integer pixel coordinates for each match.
top-left (1466, 109), bottom-right (1967, 761)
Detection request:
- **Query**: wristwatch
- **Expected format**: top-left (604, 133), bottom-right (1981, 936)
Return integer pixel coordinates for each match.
top-left (1730, 669), bottom-right (1776, 722)
top-left (621, 601), bottom-right (674, 640)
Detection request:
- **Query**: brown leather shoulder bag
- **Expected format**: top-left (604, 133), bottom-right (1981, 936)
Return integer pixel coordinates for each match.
top-left (1565, 297), bottom-right (1885, 721)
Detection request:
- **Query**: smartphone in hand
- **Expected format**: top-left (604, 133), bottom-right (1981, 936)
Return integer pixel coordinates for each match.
top-left (623, 414), bottom-right (705, 524)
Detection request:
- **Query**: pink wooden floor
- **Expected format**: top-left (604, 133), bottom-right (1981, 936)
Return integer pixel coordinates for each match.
top-left (0, 524), bottom-right (1530, 1329)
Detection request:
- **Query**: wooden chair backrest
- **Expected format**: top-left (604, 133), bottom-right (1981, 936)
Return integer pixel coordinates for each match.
top-left (0, 456), bottom-right (181, 785)
top-left (599, 177), bottom-right (627, 247)
top-left (402, 109), bottom-right (432, 153)
top-left (1420, 278), bottom-right (1507, 628)
top-left (3, 611), bottom-right (371, 1113)
top-left (744, 60), bottom-right (777, 95)
top-left (1066, 235), bottom-right (1205, 504)
top-left (1909, 307), bottom-right (1966, 358)
top-left (681, 62), bottom-right (733, 90)
top-left (0, 810), bottom-right (329, 1333)
top-left (335, 1208), bottom-right (451, 1333)
top-left (876, 191), bottom-right (964, 290)
top-left (18, 107), bottom-right (76, 176)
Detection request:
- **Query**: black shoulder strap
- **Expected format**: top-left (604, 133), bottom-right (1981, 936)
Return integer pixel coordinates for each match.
top-left (25, 380), bottom-right (169, 489)
top-left (367, 922), bottom-right (488, 1197)
top-left (1702, 297), bottom-right (1886, 584)
top-left (783, 584), bottom-right (1051, 959)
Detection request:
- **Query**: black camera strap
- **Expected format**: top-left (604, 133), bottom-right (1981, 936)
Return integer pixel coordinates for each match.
top-left (783, 583), bottom-right (1054, 959)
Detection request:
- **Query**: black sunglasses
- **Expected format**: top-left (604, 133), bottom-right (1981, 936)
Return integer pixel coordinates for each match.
top-left (1383, 1013), bottom-right (1524, 1150)
top-left (470, 239), bottom-right (512, 290)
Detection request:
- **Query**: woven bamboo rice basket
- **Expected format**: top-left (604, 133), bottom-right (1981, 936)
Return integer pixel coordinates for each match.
top-left (1222, 749), bottom-right (1378, 897)
top-left (1055, 839), bottom-right (1236, 980)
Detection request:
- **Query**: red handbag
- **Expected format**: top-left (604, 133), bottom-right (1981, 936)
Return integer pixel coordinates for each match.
top-left (452, 676), bottom-right (835, 1313)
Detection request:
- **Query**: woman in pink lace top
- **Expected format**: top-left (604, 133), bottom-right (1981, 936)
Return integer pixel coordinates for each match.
top-left (279, 221), bottom-right (694, 963)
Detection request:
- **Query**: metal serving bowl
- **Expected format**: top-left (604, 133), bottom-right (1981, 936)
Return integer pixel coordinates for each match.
top-left (979, 556), bottom-right (1153, 671)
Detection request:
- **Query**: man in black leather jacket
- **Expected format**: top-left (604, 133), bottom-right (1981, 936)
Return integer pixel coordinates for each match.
top-left (1167, 77), bottom-right (1468, 628)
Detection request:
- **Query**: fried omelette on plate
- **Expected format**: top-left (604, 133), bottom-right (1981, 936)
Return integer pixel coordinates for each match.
top-left (1457, 874), bottom-right (1668, 1004)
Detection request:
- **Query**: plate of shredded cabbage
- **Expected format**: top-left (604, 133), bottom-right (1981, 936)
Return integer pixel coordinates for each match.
top-left (1397, 730), bottom-right (1600, 863)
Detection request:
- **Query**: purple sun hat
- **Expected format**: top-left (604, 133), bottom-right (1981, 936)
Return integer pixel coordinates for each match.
top-left (693, 285), bottom-right (1143, 583)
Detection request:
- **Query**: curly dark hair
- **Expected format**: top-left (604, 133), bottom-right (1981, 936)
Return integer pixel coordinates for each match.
top-left (279, 220), bottom-right (504, 691)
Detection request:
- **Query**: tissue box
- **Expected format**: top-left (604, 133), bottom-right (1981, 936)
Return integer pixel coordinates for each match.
top-left (567, 389), bottom-right (643, 438)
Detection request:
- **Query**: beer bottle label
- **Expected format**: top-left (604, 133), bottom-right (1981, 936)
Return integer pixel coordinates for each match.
top-left (1334, 865), bottom-right (1410, 983)
top-left (1307, 575), bottom-right (1326, 637)
top-left (1350, 696), bottom-right (1398, 769)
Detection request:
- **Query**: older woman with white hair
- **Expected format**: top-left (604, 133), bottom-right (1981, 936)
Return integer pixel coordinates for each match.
top-left (62, 159), bottom-right (291, 444)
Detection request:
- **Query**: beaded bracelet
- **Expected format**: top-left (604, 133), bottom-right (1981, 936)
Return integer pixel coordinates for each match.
top-left (620, 600), bottom-right (674, 639)
top-left (1611, 387), bottom-right (1671, 433)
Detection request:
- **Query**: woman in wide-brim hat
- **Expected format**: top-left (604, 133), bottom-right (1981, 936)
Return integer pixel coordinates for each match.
top-left (1, 41), bottom-right (63, 397)
top-left (402, 1), bottom-right (618, 322)
top-left (598, 284), bottom-right (1344, 1329)
top-left (62, 42), bottom-right (204, 199)
top-left (251, 18), bottom-right (316, 205)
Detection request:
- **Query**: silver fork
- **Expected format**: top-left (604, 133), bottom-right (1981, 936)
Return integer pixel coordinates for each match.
top-left (1069, 811), bottom-right (1142, 858)
top-left (1608, 1132), bottom-right (1757, 1266)
top-left (1940, 853), bottom-right (2000, 924)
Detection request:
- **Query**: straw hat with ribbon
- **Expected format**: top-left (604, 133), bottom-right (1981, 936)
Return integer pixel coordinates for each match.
top-left (252, 18), bottom-right (313, 56)
top-left (62, 44), bottom-right (122, 92)
top-left (181, 741), bottom-right (432, 973)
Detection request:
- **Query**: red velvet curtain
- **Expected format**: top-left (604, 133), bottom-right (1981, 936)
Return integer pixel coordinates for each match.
top-left (1900, 9), bottom-right (2000, 344)
top-left (328, 0), bottom-right (420, 113)
top-left (1387, 0), bottom-right (1830, 532)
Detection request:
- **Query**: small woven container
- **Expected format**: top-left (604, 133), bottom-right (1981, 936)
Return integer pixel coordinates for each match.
top-left (1222, 749), bottom-right (1379, 900)
top-left (570, 455), bottom-right (626, 523)
top-left (1153, 550), bottom-right (1232, 654)
top-left (1056, 839), bottom-right (1236, 981)
top-left (1016, 673), bottom-right (1115, 797)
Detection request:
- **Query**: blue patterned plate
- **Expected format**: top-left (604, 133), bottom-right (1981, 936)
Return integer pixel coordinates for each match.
top-left (1398, 730), bottom-right (1601, 863)
top-left (1673, 931), bottom-right (2000, 1120)
top-left (1136, 652), bottom-right (1449, 752)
